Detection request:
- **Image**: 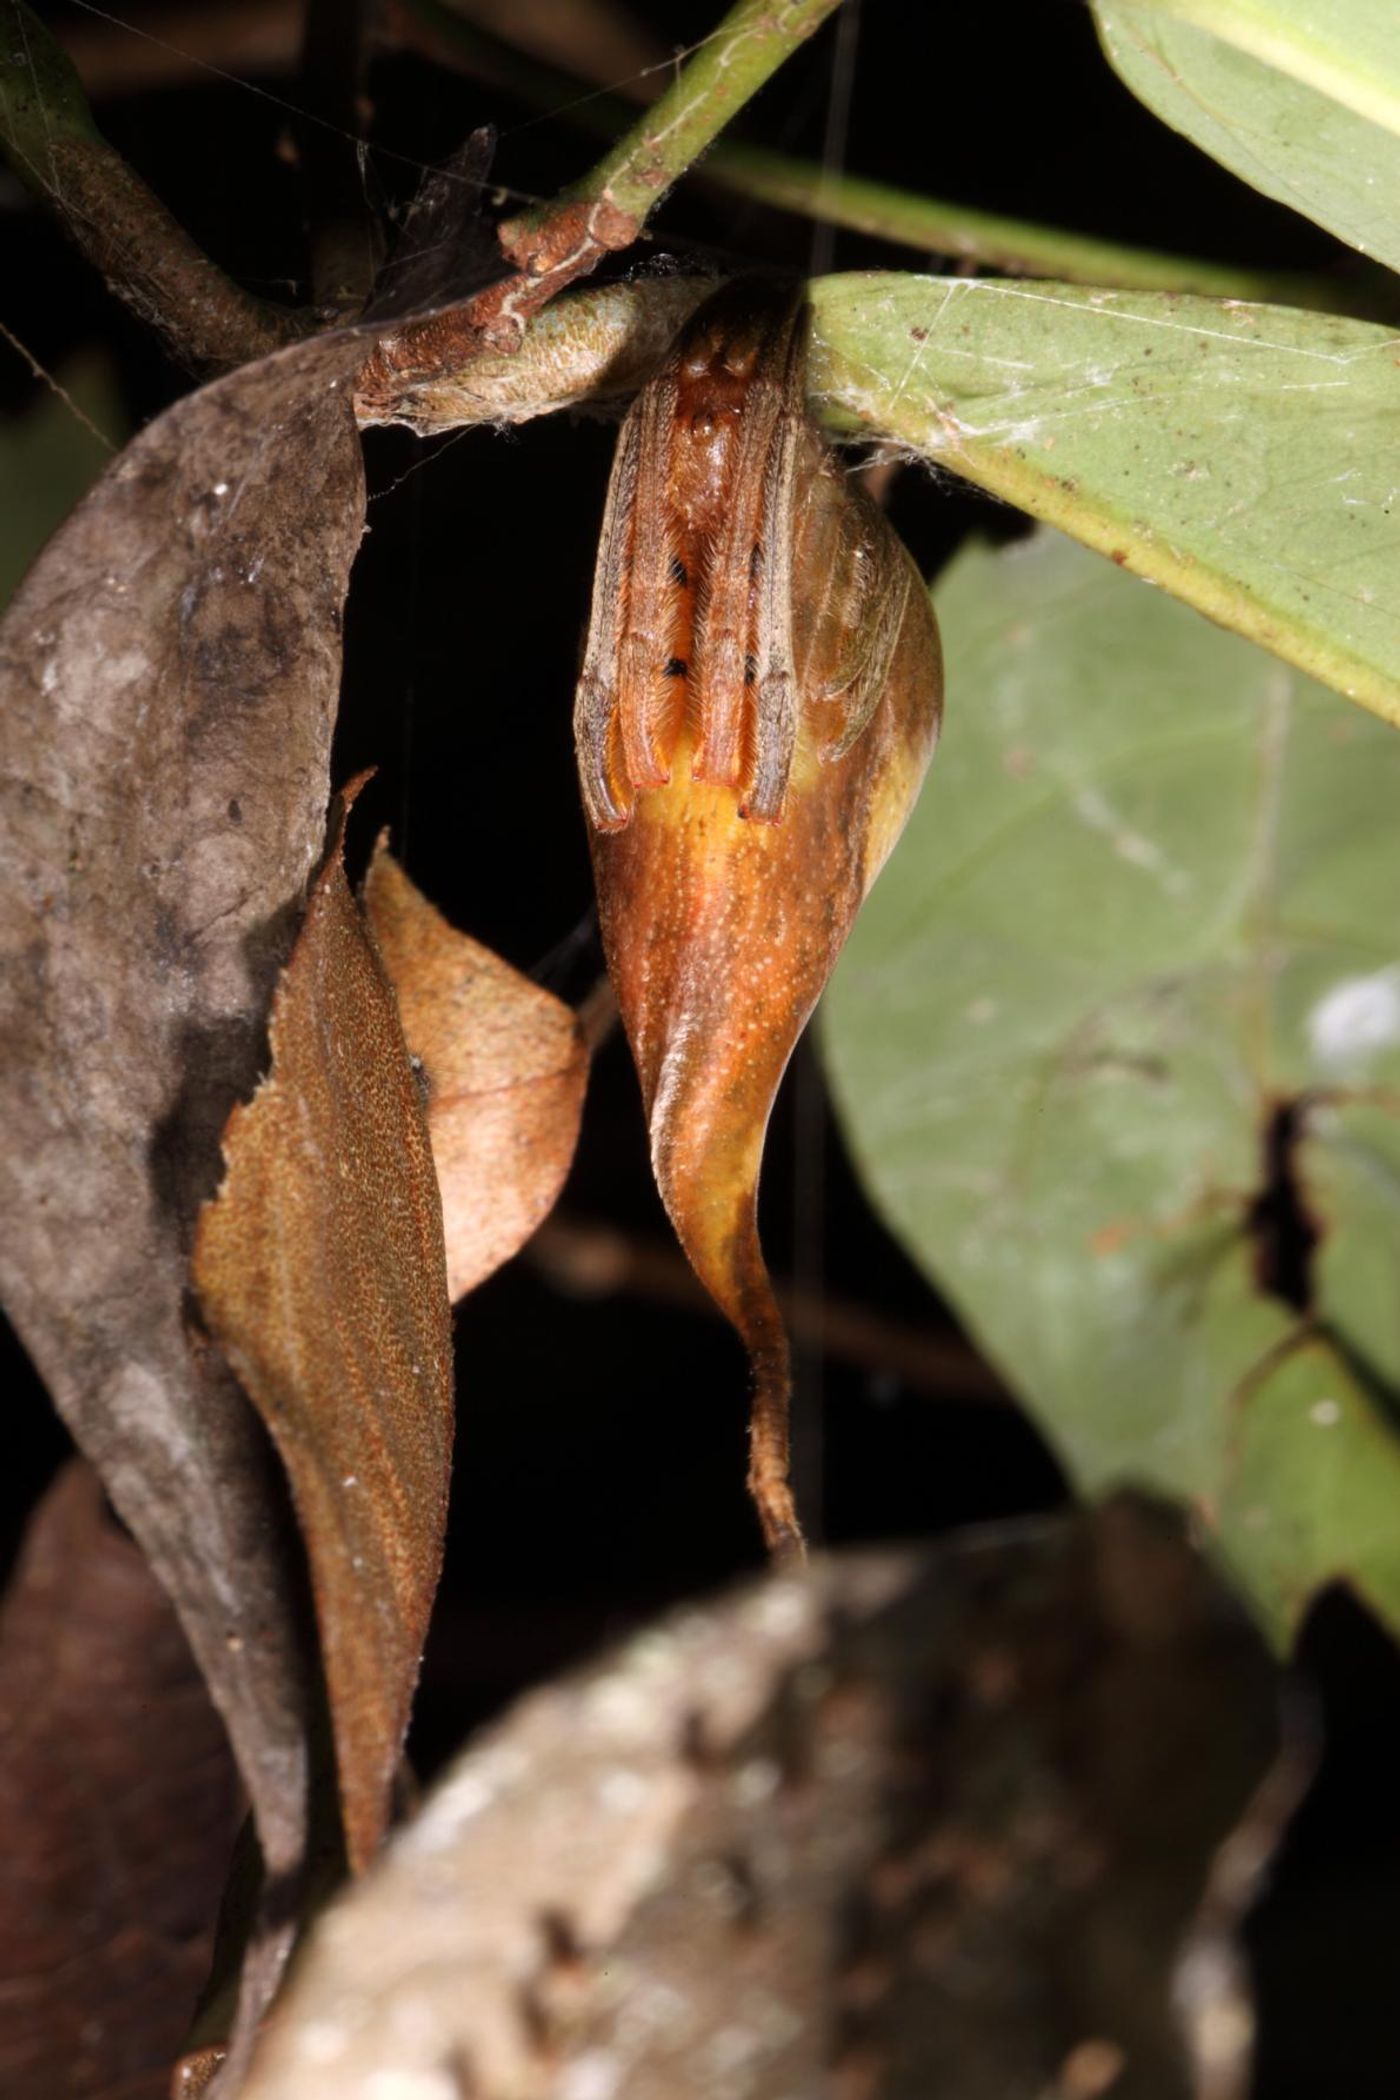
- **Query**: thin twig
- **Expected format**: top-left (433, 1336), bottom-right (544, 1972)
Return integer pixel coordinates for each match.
top-left (0, 0), bottom-right (312, 371)
top-left (0, 318), bottom-right (116, 450)
top-left (499, 0), bottom-right (840, 255)
top-left (528, 1214), bottom-right (1007, 1402)
top-left (394, 0), bottom-right (1383, 319)
top-left (354, 0), bottom-right (843, 413)
top-left (702, 141), bottom-right (1375, 311)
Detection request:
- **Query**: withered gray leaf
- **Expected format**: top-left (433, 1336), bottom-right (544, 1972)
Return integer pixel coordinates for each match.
top-left (0, 324), bottom-right (366, 1935)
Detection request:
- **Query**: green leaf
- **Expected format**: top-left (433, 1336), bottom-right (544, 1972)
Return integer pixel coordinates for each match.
top-left (810, 272), bottom-right (1400, 730)
top-left (1091, 0), bottom-right (1400, 274)
top-left (823, 528), bottom-right (1400, 1645)
top-left (1216, 1334), bottom-right (1400, 1634)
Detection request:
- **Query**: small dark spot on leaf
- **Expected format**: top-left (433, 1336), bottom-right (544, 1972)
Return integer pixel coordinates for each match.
top-left (227, 798), bottom-right (243, 824)
top-left (1247, 1098), bottom-right (1320, 1314)
top-left (910, 326), bottom-right (928, 342)
top-left (679, 1706), bottom-right (718, 1769)
top-left (516, 1981), bottom-right (552, 2057)
top-left (712, 1850), bottom-right (762, 1928)
top-left (408, 1051), bottom-right (431, 1108)
top-left (537, 1908), bottom-right (585, 1971)
top-left (441, 2046), bottom-right (477, 2098)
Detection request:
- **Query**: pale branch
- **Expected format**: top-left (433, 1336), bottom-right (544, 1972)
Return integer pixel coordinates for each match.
top-left (0, 0), bottom-right (312, 371)
top-left (354, 0), bottom-right (843, 413)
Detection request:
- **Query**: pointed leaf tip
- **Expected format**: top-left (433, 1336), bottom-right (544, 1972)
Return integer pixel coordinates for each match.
top-left (194, 792), bottom-right (454, 1875)
top-left (577, 279), bottom-right (942, 1552)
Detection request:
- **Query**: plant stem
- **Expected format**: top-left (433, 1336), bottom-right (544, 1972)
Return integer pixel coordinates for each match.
top-left (704, 141), bottom-right (1358, 309)
top-left (397, 0), bottom-right (1383, 319)
top-left (0, 0), bottom-right (311, 371)
top-left (500, 0), bottom-right (842, 252)
top-left (357, 0), bottom-right (842, 412)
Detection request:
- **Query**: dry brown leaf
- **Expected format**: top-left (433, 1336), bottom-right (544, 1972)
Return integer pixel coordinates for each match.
top-left (363, 844), bottom-right (588, 1301)
top-left (0, 1460), bottom-right (240, 2100)
top-left (575, 280), bottom-right (942, 1553)
top-left (194, 788), bottom-right (454, 1876)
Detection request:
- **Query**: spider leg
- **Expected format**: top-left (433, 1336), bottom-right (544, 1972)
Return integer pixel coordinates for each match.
top-left (745, 356), bottom-right (805, 821)
top-left (692, 295), bottom-right (806, 817)
top-left (615, 368), bottom-right (680, 798)
top-left (574, 405), bottom-right (639, 829)
top-left (574, 375), bottom-right (680, 832)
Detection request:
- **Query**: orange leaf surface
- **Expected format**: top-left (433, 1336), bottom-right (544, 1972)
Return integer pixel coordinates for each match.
top-left (576, 279), bottom-right (942, 1553)
top-left (194, 789), bottom-right (454, 1875)
top-left (363, 846), bottom-right (589, 1302)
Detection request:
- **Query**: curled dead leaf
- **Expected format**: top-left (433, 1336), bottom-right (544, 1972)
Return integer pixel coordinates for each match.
top-left (194, 786), bottom-right (454, 1876)
top-left (363, 844), bottom-right (589, 1302)
top-left (575, 278), bottom-right (942, 1553)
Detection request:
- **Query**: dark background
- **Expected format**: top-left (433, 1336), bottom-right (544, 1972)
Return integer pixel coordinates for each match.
top-left (4, 3), bottom-right (1398, 2091)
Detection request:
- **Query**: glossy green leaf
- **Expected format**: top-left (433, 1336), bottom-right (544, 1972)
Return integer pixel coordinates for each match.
top-left (809, 272), bottom-right (1400, 730)
top-left (823, 529), bottom-right (1400, 1644)
top-left (1092, 1), bottom-right (1400, 274)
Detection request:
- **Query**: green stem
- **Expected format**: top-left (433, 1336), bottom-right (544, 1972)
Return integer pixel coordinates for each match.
top-left (705, 140), bottom-right (1359, 309)
top-left (358, 0), bottom-right (842, 412)
top-left (403, 0), bottom-right (1382, 319)
top-left (497, 0), bottom-right (844, 251)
